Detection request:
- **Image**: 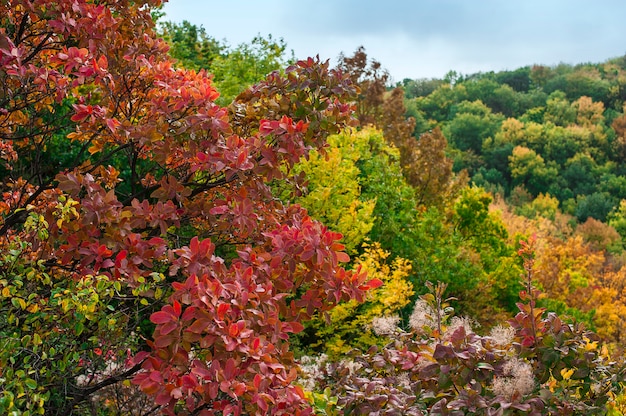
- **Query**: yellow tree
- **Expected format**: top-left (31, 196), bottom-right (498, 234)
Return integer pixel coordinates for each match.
top-left (291, 129), bottom-right (376, 254)
top-left (305, 242), bottom-right (414, 359)
top-left (534, 235), bottom-right (604, 305)
top-left (591, 267), bottom-right (626, 346)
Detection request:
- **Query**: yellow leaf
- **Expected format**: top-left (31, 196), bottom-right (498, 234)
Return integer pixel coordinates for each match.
top-left (66, 131), bottom-right (83, 141)
top-left (561, 368), bottom-right (574, 380)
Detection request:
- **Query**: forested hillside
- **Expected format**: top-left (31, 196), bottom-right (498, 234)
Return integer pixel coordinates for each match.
top-left (404, 60), bottom-right (626, 223)
top-left (1, 1), bottom-right (626, 414)
top-left (402, 57), bottom-right (626, 338)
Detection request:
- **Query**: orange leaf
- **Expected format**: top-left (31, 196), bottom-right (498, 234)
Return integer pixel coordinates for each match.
top-left (336, 251), bottom-right (350, 263)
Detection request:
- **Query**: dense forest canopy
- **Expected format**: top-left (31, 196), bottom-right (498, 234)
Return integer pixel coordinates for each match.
top-left (2, 1), bottom-right (626, 414)
top-left (403, 58), bottom-right (626, 225)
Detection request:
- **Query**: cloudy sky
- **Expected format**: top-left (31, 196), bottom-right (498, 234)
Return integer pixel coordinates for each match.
top-left (161, 0), bottom-right (626, 83)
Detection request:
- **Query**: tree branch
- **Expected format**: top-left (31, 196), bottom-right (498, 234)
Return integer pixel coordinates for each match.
top-left (67, 362), bottom-right (143, 405)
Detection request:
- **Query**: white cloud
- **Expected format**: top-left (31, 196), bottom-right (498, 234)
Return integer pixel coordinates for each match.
top-left (161, 0), bottom-right (626, 80)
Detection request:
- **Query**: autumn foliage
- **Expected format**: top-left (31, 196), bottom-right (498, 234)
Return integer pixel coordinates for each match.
top-left (0, 1), bottom-right (383, 414)
top-left (3, 1), bottom-right (626, 415)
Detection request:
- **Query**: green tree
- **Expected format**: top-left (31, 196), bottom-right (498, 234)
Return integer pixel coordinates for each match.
top-left (544, 91), bottom-right (577, 126)
top-left (158, 20), bottom-right (222, 71)
top-left (516, 193), bottom-right (560, 221)
top-left (610, 104), bottom-right (626, 161)
top-left (608, 199), bottom-right (626, 240)
top-left (401, 77), bottom-right (446, 99)
top-left (462, 78), bottom-right (522, 116)
top-left (413, 83), bottom-right (468, 122)
top-left (404, 98), bottom-right (432, 136)
top-left (563, 67), bottom-right (612, 104)
top-left (562, 152), bottom-right (600, 196)
top-left (211, 34), bottom-right (291, 104)
top-left (356, 130), bottom-right (422, 261)
top-left (575, 192), bottom-right (617, 222)
top-left (495, 66), bottom-right (531, 92)
top-left (444, 100), bottom-right (503, 153)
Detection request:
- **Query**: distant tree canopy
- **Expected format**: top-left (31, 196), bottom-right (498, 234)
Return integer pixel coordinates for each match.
top-left (404, 55), bottom-right (626, 223)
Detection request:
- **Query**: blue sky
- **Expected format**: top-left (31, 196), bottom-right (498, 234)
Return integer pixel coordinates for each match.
top-left (161, 0), bottom-right (626, 83)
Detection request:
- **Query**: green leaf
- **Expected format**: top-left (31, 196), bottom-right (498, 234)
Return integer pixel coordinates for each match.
top-left (476, 362), bottom-right (495, 371)
top-left (75, 321), bottom-right (84, 336)
top-left (21, 335), bottom-right (31, 347)
top-left (24, 379), bottom-right (37, 390)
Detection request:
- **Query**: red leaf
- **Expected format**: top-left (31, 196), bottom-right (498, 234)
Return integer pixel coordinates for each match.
top-left (71, 104), bottom-right (93, 122)
top-left (150, 311), bottom-right (173, 324)
top-left (171, 387), bottom-right (183, 399)
top-left (132, 351), bottom-right (150, 365)
top-left (233, 382), bottom-right (246, 396)
top-left (140, 380), bottom-right (160, 395)
top-left (217, 303), bottom-right (230, 320)
top-left (186, 319), bottom-right (211, 334)
top-left (228, 323), bottom-right (240, 337)
top-left (97, 54), bottom-right (108, 70)
top-left (154, 334), bottom-right (175, 349)
top-left (182, 374), bottom-right (199, 389)
top-left (256, 395), bottom-right (269, 412)
top-left (105, 117), bottom-right (120, 132)
top-left (365, 278), bottom-right (383, 290)
top-left (224, 358), bottom-right (236, 380)
top-left (282, 321), bottom-right (304, 334)
top-left (209, 205), bottom-right (229, 215)
top-left (160, 321), bottom-right (178, 336)
top-left (521, 335), bottom-right (535, 347)
top-left (115, 250), bottom-right (127, 263)
top-left (173, 300), bottom-right (182, 316)
top-left (236, 148), bottom-right (248, 168)
top-left (155, 390), bottom-right (172, 406)
top-left (181, 306), bottom-right (197, 322)
top-left (97, 244), bottom-right (112, 257)
top-left (208, 382), bottom-right (219, 400)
